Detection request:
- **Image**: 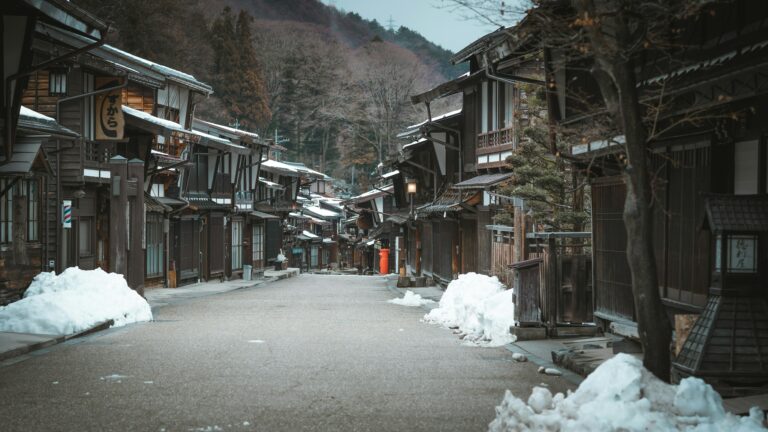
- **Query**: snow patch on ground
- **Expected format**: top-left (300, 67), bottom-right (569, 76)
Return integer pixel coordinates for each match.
top-left (0, 267), bottom-right (152, 335)
top-left (489, 353), bottom-right (767, 432)
top-left (388, 290), bottom-right (435, 307)
top-left (423, 273), bottom-right (516, 346)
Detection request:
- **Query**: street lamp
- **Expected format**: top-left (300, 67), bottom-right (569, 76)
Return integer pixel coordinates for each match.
top-left (406, 178), bottom-right (417, 218)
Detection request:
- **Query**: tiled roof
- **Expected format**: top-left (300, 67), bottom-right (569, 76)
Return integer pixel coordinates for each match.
top-left (705, 194), bottom-right (768, 232)
top-left (453, 172), bottom-right (513, 190)
top-left (417, 189), bottom-right (480, 214)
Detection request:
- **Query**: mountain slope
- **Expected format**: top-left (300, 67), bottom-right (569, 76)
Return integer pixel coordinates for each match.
top-left (219, 0), bottom-right (466, 79)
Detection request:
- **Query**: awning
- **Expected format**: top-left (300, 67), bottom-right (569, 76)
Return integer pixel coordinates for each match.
top-left (259, 177), bottom-right (285, 191)
top-left (155, 196), bottom-right (187, 208)
top-left (185, 195), bottom-right (230, 212)
top-left (453, 172), bottom-right (513, 190)
top-left (322, 238), bottom-right (336, 245)
top-left (418, 189), bottom-right (481, 214)
top-left (145, 193), bottom-right (171, 213)
top-left (0, 134), bottom-right (52, 175)
top-left (250, 210), bottom-right (279, 220)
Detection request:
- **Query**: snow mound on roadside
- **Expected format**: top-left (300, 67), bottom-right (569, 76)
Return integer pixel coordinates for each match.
top-left (423, 273), bottom-right (516, 346)
top-left (0, 267), bottom-right (152, 335)
top-left (489, 353), bottom-right (767, 432)
top-left (388, 290), bottom-right (435, 307)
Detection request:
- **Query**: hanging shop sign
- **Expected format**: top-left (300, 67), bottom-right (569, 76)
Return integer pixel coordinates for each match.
top-left (95, 77), bottom-right (125, 140)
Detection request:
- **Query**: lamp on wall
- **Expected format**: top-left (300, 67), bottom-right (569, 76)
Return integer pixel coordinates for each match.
top-left (406, 178), bottom-right (417, 218)
top-left (406, 178), bottom-right (417, 195)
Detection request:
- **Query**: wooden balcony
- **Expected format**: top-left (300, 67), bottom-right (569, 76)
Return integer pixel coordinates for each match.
top-left (83, 141), bottom-right (116, 167)
top-left (477, 127), bottom-right (516, 156)
top-left (152, 136), bottom-right (184, 157)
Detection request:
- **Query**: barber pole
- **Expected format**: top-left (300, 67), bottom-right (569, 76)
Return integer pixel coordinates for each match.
top-left (62, 200), bottom-right (72, 228)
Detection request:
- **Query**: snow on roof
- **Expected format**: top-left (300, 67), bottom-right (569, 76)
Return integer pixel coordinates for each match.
top-left (262, 159), bottom-right (329, 179)
top-left (20, 106), bottom-right (54, 122)
top-left (398, 108), bottom-right (463, 138)
top-left (406, 108), bottom-right (463, 130)
top-left (348, 185), bottom-right (394, 204)
top-left (302, 230), bottom-right (320, 239)
top-left (381, 170), bottom-right (400, 179)
top-left (303, 205), bottom-right (341, 219)
top-left (123, 105), bottom-right (185, 132)
top-left (402, 138), bottom-right (429, 150)
top-left (258, 177), bottom-right (284, 190)
top-left (193, 118), bottom-right (261, 142)
top-left (102, 45), bottom-right (212, 94)
top-left (261, 159), bottom-right (301, 176)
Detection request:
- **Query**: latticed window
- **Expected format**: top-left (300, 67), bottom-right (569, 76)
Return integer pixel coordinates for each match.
top-left (23, 180), bottom-right (39, 242)
top-left (252, 223), bottom-right (264, 264)
top-left (0, 179), bottom-right (12, 243)
top-left (231, 219), bottom-right (243, 270)
top-left (146, 214), bottom-right (164, 277)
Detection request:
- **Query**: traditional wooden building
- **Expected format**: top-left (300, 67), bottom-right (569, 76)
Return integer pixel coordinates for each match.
top-left (0, 0), bottom-right (107, 304)
top-left (530, 0), bottom-right (768, 392)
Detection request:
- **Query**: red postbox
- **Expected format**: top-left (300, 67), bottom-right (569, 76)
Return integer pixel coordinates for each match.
top-left (379, 248), bottom-right (390, 274)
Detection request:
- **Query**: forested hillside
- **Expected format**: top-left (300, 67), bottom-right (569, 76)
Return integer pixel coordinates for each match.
top-left (72, 0), bottom-right (461, 191)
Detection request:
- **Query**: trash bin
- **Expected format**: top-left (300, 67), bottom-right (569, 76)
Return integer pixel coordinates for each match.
top-left (379, 248), bottom-right (390, 275)
top-left (243, 264), bottom-right (253, 281)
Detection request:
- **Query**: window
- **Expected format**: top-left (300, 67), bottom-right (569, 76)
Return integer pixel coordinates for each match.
top-left (79, 218), bottom-right (93, 257)
top-left (734, 140), bottom-right (758, 195)
top-left (504, 84), bottom-right (515, 129)
top-left (491, 81), bottom-right (499, 131)
top-left (22, 180), bottom-right (39, 242)
top-left (232, 219), bottom-right (243, 270)
top-left (49, 70), bottom-right (67, 96)
top-left (252, 223), bottom-right (264, 264)
top-left (146, 214), bottom-right (164, 277)
top-left (0, 179), bottom-right (12, 243)
top-left (481, 81), bottom-right (489, 133)
top-left (311, 246), bottom-right (318, 267)
top-left (150, 183), bottom-right (165, 197)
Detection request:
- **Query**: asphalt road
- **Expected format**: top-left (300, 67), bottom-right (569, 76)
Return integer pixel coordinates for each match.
top-left (0, 274), bottom-right (572, 432)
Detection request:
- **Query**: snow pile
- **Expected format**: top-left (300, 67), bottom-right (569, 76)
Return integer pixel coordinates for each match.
top-left (388, 290), bottom-right (435, 307)
top-left (424, 273), bottom-right (516, 346)
top-left (0, 267), bottom-right (152, 335)
top-left (489, 353), bottom-right (767, 432)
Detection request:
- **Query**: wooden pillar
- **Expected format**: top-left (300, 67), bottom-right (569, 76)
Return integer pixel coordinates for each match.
top-left (415, 224), bottom-right (422, 276)
top-left (127, 158), bottom-right (145, 296)
top-left (12, 192), bottom-right (28, 266)
top-left (109, 156), bottom-right (128, 278)
top-left (546, 237), bottom-right (558, 332)
top-left (513, 206), bottom-right (523, 264)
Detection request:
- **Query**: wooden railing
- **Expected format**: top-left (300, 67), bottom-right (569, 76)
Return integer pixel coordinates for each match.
top-left (84, 141), bottom-right (115, 164)
top-left (152, 136), bottom-right (184, 157)
top-left (477, 126), bottom-right (515, 150)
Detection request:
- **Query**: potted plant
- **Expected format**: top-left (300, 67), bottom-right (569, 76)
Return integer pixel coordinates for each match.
top-left (275, 250), bottom-right (286, 271)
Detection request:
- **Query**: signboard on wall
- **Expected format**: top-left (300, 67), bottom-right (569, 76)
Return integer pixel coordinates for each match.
top-left (62, 200), bottom-right (72, 228)
top-left (95, 77), bottom-right (125, 140)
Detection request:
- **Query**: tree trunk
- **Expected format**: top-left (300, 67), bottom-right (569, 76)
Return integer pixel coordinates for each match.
top-left (613, 58), bottom-right (672, 382)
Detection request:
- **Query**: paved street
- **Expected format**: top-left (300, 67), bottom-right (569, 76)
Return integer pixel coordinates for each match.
top-left (0, 274), bottom-right (572, 432)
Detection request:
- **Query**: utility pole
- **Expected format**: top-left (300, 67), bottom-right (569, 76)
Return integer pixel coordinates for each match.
top-left (387, 15), bottom-right (395, 32)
